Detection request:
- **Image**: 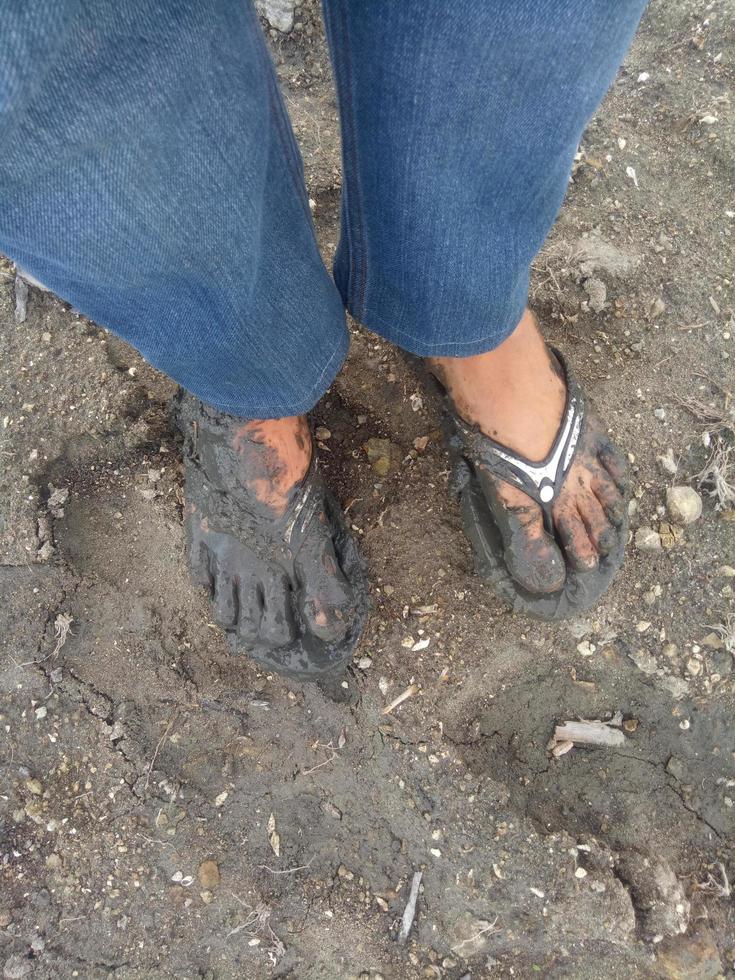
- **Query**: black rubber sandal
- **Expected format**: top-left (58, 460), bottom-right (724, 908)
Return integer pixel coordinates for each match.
top-left (177, 395), bottom-right (369, 680)
top-left (444, 349), bottom-right (629, 620)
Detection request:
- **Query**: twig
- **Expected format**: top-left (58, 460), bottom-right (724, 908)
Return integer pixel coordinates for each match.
top-left (301, 753), bottom-right (337, 775)
top-left (382, 684), bottom-right (418, 716)
top-left (257, 857), bottom-right (314, 875)
top-left (450, 916), bottom-right (499, 952)
top-left (397, 871), bottom-right (423, 944)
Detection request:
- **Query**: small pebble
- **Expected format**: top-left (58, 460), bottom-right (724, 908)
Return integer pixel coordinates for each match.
top-left (629, 649), bottom-right (657, 674)
top-left (686, 657), bottom-right (702, 677)
top-left (583, 277), bottom-right (607, 313)
top-left (656, 449), bottom-right (678, 476)
top-left (660, 676), bottom-right (689, 700)
top-left (654, 408), bottom-right (666, 421)
top-left (635, 527), bottom-right (662, 552)
top-left (666, 486), bottom-right (703, 525)
top-left (659, 522), bottom-right (685, 549)
top-left (197, 860), bottom-right (220, 890)
top-left (315, 426), bottom-right (331, 441)
top-left (575, 867), bottom-right (588, 879)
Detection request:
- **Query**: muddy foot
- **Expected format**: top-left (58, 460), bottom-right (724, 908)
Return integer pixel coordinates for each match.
top-left (177, 397), bottom-right (368, 678)
top-left (430, 309), bottom-right (630, 610)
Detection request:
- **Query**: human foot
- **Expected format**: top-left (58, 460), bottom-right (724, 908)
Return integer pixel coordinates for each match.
top-left (429, 309), bottom-right (629, 613)
top-left (177, 397), bottom-right (368, 678)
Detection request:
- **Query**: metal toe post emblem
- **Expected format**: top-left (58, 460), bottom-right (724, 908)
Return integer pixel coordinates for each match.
top-left (492, 394), bottom-right (583, 509)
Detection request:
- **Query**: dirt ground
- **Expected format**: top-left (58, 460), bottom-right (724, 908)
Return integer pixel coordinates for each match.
top-left (1, 1), bottom-right (734, 977)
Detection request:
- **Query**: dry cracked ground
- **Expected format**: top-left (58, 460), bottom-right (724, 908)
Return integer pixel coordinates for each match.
top-left (1, 0), bottom-right (734, 977)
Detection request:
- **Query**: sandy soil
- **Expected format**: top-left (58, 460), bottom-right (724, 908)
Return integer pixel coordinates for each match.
top-left (1, 0), bottom-right (734, 977)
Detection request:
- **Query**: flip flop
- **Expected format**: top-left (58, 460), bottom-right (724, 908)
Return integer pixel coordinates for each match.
top-left (443, 349), bottom-right (629, 620)
top-left (177, 394), bottom-right (369, 681)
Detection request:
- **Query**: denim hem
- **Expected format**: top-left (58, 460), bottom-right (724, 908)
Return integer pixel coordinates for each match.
top-left (180, 327), bottom-right (350, 420)
top-left (354, 300), bottom-right (527, 359)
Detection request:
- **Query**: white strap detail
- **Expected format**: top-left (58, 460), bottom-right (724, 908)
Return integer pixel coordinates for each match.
top-left (457, 393), bottom-right (583, 506)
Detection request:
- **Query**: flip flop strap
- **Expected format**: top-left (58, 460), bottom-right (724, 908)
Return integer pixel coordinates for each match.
top-left (453, 349), bottom-right (585, 517)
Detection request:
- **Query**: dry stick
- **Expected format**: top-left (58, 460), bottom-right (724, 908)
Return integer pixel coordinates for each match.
top-left (257, 857), bottom-right (315, 876)
top-left (382, 684), bottom-right (418, 716)
top-left (301, 752), bottom-right (337, 775)
top-left (397, 871), bottom-right (423, 944)
top-left (553, 720), bottom-right (625, 748)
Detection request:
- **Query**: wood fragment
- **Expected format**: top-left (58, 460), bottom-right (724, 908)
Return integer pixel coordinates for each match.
top-left (381, 684), bottom-right (418, 716)
top-left (397, 871), bottom-right (422, 944)
top-left (553, 720), bottom-right (626, 748)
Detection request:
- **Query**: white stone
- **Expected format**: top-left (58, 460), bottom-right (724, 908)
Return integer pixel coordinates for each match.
top-left (666, 486), bottom-right (702, 525)
top-left (635, 527), bottom-right (662, 552)
top-left (255, 0), bottom-right (295, 32)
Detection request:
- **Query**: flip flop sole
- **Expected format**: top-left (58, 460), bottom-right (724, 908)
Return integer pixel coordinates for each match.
top-left (459, 465), bottom-right (629, 620)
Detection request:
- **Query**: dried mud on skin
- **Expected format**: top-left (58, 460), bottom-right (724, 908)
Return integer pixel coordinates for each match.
top-left (1, 0), bottom-right (734, 977)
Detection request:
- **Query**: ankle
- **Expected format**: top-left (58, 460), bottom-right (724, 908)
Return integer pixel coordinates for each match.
top-left (427, 308), bottom-right (565, 461)
top-left (231, 416), bottom-right (312, 515)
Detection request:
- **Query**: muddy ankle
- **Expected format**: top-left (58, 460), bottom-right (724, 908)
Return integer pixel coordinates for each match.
top-left (230, 416), bottom-right (312, 516)
top-left (189, 406), bottom-right (312, 519)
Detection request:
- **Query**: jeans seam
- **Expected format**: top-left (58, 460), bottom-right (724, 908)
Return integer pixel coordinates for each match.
top-left (325, 0), bottom-right (368, 318)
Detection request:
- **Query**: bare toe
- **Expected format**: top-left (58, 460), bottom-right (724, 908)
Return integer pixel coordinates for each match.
top-left (187, 506), bottom-right (214, 588)
top-left (237, 577), bottom-right (262, 644)
top-left (554, 502), bottom-right (598, 571)
top-left (591, 469), bottom-right (626, 527)
top-left (578, 494), bottom-right (617, 557)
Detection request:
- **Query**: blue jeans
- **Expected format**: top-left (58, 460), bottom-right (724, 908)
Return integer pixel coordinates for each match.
top-left (0, 0), bottom-right (646, 418)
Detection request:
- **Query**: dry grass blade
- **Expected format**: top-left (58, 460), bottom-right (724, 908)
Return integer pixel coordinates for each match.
top-left (226, 899), bottom-right (285, 964)
top-left (673, 393), bottom-right (735, 507)
top-left (703, 615), bottom-right (735, 655)
top-left (697, 436), bottom-right (735, 508)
